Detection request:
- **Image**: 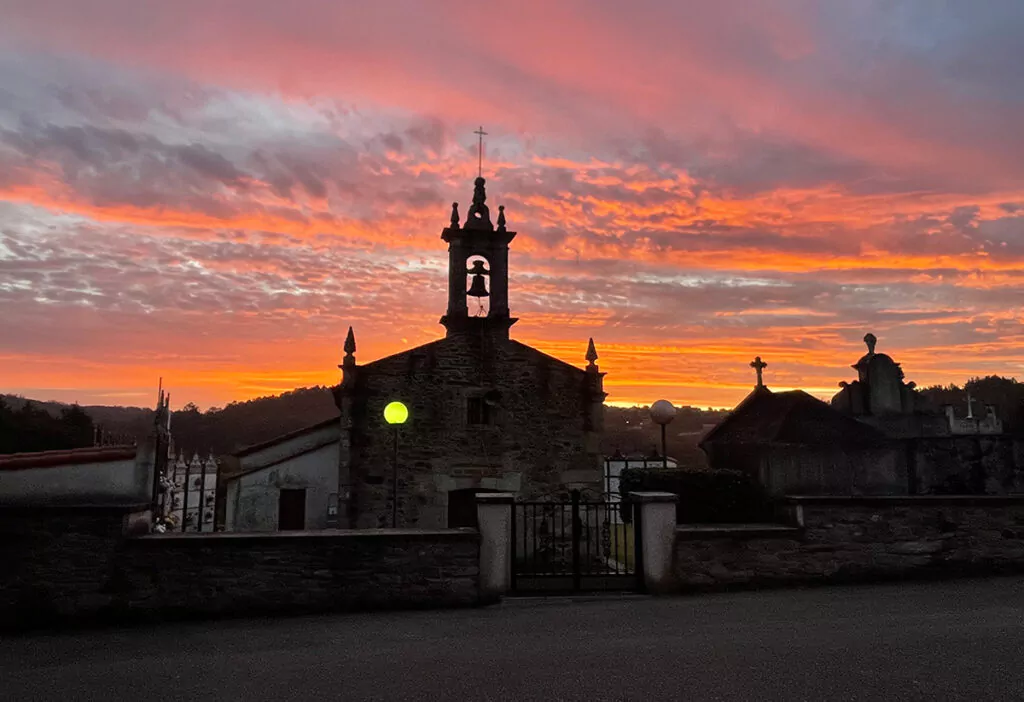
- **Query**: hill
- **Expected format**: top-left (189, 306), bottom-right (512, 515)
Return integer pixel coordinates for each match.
top-left (1, 389), bottom-right (726, 463)
top-left (1, 387), bottom-right (339, 456)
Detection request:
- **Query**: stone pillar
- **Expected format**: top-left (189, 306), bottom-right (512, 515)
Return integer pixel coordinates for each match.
top-left (629, 491), bottom-right (678, 593)
top-left (333, 332), bottom-right (358, 529)
top-left (476, 492), bottom-right (515, 602)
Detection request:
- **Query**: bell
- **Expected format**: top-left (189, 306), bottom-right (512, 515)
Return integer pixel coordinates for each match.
top-left (466, 260), bottom-right (490, 298)
top-left (467, 273), bottom-right (489, 298)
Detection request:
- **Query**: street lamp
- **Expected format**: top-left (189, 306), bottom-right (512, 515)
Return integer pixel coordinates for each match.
top-left (650, 399), bottom-right (677, 469)
top-left (383, 401), bottom-right (409, 527)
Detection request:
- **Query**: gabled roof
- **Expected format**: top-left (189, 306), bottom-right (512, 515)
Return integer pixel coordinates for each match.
top-left (358, 336), bottom-right (589, 376)
top-left (700, 387), bottom-right (887, 448)
top-left (0, 445), bottom-right (137, 471)
top-left (232, 416), bottom-right (339, 457)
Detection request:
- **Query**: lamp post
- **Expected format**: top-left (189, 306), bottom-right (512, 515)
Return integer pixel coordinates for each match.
top-left (383, 400), bottom-right (409, 528)
top-left (650, 399), bottom-right (677, 469)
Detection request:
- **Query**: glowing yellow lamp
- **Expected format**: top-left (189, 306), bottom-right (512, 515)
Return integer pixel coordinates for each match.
top-left (383, 401), bottom-right (409, 425)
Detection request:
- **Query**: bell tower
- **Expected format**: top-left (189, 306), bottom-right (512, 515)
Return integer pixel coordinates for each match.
top-left (440, 176), bottom-right (517, 338)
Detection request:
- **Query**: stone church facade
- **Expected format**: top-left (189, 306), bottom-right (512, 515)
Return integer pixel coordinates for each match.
top-left (221, 176), bottom-right (605, 531)
top-left (334, 177), bottom-right (605, 529)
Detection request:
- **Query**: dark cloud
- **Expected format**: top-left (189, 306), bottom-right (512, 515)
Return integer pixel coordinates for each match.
top-left (2, 3), bottom-right (1024, 406)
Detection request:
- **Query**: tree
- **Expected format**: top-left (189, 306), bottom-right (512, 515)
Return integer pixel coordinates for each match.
top-left (919, 375), bottom-right (1024, 435)
top-left (0, 400), bottom-right (96, 454)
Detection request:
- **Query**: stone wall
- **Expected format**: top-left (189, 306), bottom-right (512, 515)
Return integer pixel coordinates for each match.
top-left (673, 496), bottom-right (1024, 590)
top-left (341, 333), bottom-right (604, 529)
top-left (0, 507), bottom-right (137, 628)
top-left (913, 436), bottom-right (1024, 495)
top-left (758, 445), bottom-right (906, 496)
top-left (0, 506), bottom-right (483, 630)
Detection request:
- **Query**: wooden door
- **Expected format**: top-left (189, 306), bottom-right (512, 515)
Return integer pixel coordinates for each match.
top-left (278, 488), bottom-right (306, 530)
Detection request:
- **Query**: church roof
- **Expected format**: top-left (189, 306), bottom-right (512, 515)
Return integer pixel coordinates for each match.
top-left (358, 336), bottom-right (590, 377)
top-left (700, 387), bottom-right (888, 448)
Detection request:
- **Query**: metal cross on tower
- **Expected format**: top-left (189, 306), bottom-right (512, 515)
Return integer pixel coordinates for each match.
top-left (474, 125), bottom-right (487, 177)
top-left (750, 356), bottom-right (768, 388)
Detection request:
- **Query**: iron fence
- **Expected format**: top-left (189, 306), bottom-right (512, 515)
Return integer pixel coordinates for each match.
top-left (510, 489), bottom-right (643, 593)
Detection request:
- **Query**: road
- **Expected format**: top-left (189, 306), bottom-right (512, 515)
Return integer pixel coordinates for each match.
top-left (3, 577), bottom-right (1024, 701)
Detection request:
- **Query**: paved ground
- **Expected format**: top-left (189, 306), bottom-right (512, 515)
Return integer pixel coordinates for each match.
top-left (3, 577), bottom-right (1024, 701)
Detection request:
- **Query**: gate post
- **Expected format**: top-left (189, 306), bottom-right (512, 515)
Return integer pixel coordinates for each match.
top-left (571, 489), bottom-right (582, 592)
top-left (476, 492), bottom-right (515, 601)
top-left (628, 492), bottom-right (678, 593)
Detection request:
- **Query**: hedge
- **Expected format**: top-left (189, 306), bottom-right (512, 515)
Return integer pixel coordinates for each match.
top-left (619, 467), bottom-right (773, 524)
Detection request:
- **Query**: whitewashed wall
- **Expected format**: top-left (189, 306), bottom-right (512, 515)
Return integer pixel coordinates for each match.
top-left (0, 444), bottom-right (153, 508)
top-left (224, 424), bottom-right (340, 532)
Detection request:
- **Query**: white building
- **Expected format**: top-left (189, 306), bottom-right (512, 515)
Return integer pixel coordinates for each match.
top-left (603, 454), bottom-right (678, 500)
top-left (220, 418), bottom-right (340, 532)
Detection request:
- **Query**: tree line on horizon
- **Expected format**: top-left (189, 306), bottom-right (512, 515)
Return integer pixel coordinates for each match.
top-left (2, 375), bottom-right (1022, 457)
top-left (0, 398), bottom-right (95, 455)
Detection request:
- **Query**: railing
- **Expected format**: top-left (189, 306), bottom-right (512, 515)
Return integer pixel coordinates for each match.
top-left (510, 489), bottom-right (643, 593)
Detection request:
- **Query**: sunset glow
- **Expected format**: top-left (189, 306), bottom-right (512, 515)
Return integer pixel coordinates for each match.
top-left (2, 1), bottom-right (1023, 410)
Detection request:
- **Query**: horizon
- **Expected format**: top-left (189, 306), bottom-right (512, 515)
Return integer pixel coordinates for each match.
top-left (3, 379), bottom-right (999, 416)
top-left (2, 2), bottom-right (1023, 409)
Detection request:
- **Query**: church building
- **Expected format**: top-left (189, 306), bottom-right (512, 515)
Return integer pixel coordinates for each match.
top-left (221, 176), bottom-right (606, 531)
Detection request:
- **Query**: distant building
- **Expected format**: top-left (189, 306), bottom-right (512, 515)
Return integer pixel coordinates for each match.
top-left (944, 400), bottom-right (1003, 436)
top-left (603, 452), bottom-right (678, 500)
top-left (700, 387), bottom-right (902, 495)
top-left (700, 335), bottom-right (1024, 496)
top-left (220, 176), bottom-right (606, 531)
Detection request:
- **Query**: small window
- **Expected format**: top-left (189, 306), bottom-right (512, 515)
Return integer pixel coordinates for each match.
top-left (467, 396), bottom-right (491, 425)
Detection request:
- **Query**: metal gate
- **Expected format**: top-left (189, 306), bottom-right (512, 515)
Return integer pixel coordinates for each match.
top-left (510, 490), bottom-right (644, 593)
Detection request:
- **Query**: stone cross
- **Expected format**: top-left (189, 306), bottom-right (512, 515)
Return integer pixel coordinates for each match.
top-left (966, 392), bottom-right (975, 419)
top-left (750, 356), bottom-right (768, 388)
top-left (474, 125), bottom-right (487, 177)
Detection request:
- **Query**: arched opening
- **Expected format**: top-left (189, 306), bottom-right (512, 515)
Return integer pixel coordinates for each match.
top-left (466, 255), bottom-right (490, 317)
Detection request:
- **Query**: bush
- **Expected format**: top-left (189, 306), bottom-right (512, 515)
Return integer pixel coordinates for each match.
top-left (619, 467), bottom-right (773, 524)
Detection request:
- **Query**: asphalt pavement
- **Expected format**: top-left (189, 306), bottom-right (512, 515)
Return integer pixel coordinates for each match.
top-left (3, 577), bottom-right (1024, 701)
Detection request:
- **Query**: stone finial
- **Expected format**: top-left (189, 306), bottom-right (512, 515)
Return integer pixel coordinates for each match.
top-left (750, 356), bottom-right (768, 388)
top-left (497, 205), bottom-right (506, 232)
top-left (586, 337), bottom-right (599, 371)
top-left (864, 333), bottom-right (877, 355)
top-left (450, 202), bottom-right (460, 229)
top-left (342, 326), bottom-right (357, 367)
top-left (464, 176), bottom-right (493, 230)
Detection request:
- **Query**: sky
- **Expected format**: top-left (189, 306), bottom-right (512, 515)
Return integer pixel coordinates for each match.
top-left (1, 0), bottom-right (1023, 411)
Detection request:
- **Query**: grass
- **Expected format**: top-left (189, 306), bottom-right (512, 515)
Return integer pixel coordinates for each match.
top-left (609, 522), bottom-right (636, 570)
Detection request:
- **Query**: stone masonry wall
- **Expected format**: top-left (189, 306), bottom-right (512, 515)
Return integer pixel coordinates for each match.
top-left (0, 507), bottom-right (132, 628)
top-left (344, 333), bottom-right (603, 529)
top-left (0, 507), bottom-right (482, 630)
top-left (913, 437), bottom-right (1024, 495)
top-left (673, 497), bottom-right (1024, 590)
